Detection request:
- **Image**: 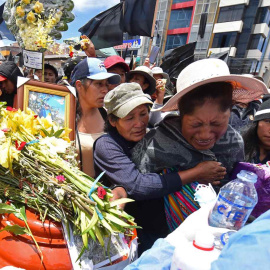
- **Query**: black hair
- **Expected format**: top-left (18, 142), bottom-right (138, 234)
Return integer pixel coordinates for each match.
top-left (242, 122), bottom-right (259, 162)
top-left (63, 56), bottom-right (83, 80)
top-left (44, 63), bottom-right (58, 78)
top-left (104, 114), bottom-right (119, 133)
top-left (178, 82), bottom-right (233, 120)
top-left (75, 78), bottom-right (91, 123)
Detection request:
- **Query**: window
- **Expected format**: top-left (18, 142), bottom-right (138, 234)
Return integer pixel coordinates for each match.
top-left (165, 34), bottom-right (188, 50)
top-left (255, 7), bottom-right (270, 26)
top-left (168, 8), bottom-right (193, 29)
top-left (249, 34), bottom-right (265, 51)
top-left (173, 0), bottom-right (192, 3)
top-left (212, 32), bottom-right (238, 48)
top-left (218, 5), bottom-right (245, 23)
top-left (193, 1), bottom-right (218, 24)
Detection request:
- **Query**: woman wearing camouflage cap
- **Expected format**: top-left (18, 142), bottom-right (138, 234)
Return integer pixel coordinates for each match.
top-left (93, 82), bottom-right (221, 255)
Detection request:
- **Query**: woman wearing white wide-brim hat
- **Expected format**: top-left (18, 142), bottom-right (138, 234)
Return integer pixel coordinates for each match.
top-left (131, 58), bottom-right (268, 233)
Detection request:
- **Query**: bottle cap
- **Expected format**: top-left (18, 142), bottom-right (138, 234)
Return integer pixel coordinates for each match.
top-left (237, 170), bottom-right (257, 183)
top-left (193, 230), bottom-right (214, 251)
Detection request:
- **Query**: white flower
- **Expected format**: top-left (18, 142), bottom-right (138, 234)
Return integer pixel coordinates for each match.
top-left (55, 188), bottom-right (65, 202)
top-left (0, 130), bottom-right (6, 144)
top-left (39, 137), bottom-right (70, 155)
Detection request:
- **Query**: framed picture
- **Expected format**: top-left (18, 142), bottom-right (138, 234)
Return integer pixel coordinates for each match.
top-left (15, 80), bottom-right (76, 141)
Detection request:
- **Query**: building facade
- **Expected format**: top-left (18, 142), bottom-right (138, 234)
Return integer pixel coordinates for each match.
top-left (208, 0), bottom-right (270, 77)
top-left (189, 0), bottom-right (219, 60)
top-left (165, 0), bottom-right (196, 51)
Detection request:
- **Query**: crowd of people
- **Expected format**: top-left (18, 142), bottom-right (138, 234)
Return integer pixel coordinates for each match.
top-left (0, 37), bottom-right (269, 267)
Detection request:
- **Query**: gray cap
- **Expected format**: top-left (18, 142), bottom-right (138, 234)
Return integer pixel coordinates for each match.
top-left (104, 82), bottom-right (153, 118)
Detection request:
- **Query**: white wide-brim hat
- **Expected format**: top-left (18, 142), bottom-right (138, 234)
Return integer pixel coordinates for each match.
top-left (159, 58), bottom-right (269, 112)
top-left (152, 67), bottom-right (170, 85)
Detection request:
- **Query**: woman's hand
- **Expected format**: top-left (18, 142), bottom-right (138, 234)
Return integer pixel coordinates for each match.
top-left (179, 161), bottom-right (226, 186)
top-left (110, 186), bottom-right (128, 209)
top-left (80, 35), bottom-right (96, 57)
top-left (194, 161), bottom-right (226, 185)
top-left (154, 79), bottom-right (166, 104)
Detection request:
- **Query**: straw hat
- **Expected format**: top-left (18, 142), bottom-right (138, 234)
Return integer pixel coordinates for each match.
top-left (126, 66), bottom-right (156, 95)
top-left (152, 67), bottom-right (170, 85)
top-left (159, 58), bottom-right (269, 112)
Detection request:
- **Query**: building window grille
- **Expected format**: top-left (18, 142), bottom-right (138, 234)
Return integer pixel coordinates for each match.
top-left (165, 34), bottom-right (188, 51)
top-left (218, 5), bottom-right (245, 23)
top-left (168, 8), bottom-right (193, 29)
top-left (249, 34), bottom-right (265, 51)
top-left (212, 32), bottom-right (238, 48)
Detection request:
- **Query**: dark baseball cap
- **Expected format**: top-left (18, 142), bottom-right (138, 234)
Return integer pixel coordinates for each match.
top-left (71, 57), bottom-right (121, 86)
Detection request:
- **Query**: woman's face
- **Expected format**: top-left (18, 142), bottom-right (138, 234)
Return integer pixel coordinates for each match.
top-left (79, 79), bottom-right (109, 108)
top-left (111, 104), bottom-right (149, 142)
top-left (107, 66), bottom-right (126, 91)
top-left (257, 119), bottom-right (270, 150)
top-left (181, 100), bottom-right (230, 150)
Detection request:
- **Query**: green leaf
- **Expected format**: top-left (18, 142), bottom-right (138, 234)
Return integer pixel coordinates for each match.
top-left (101, 219), bottom-right (115, 235)
top-left (82, 209), bottom-right (98, 235)
top-left (88, 229), bottom-right (96, 242)
top-left (50, 127), bottom-right (55, 136)
top-left (109, 208), bottom-right (135, 221)
top-left (54, 129), bottom-right (65, 138)
top-left (108, 198), bottom-right (134, 208)
top-left (80, 211), bottom-right (88, 248)
top-left (41, 128), bottom-right (50, 137)
top-left (19, 206), bottom-right (27, 221)
top-left (93, 225), bottom-right (104, 247)
top-left (102, 212), bottom-right (131, 227)
top-left (76, 246), bottom-right (87, 262)
top-left (0, 224), bottom-right (27, 235)
top-left (0, 203), bottom-right (16, 214)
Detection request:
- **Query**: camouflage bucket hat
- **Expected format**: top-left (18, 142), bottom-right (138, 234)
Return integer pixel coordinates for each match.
top-left (104, 82), bottom-right (153, 118)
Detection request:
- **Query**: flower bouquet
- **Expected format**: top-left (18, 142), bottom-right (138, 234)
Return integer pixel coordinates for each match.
top-left (0, 102), bottom-right (137, 265)
top-left (3, 0), bottom-right (75, 51)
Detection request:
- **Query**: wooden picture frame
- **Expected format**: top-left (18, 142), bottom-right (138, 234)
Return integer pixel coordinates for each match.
top-left (15, 80), bottom-right (76, 141)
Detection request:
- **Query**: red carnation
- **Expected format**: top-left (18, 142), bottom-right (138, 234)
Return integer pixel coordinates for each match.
top-left (6, 107), bottom-right (18, 112)
top-left (15, 140), bottom-right (27, 151)
top-left (97, 187), bottom-right (107, 199)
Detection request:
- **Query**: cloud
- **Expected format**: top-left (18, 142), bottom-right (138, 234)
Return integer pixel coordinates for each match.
top-left (74, 0), bottom-right (119, 12)
top-left (56, 98), bottom-right (64, 105)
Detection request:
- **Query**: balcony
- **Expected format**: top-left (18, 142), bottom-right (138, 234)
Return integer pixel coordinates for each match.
top-left (213, 21), bottom-right (243, 33)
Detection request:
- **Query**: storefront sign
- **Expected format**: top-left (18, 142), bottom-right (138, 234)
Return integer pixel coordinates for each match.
top-left (114, 39), bottom-right (141, 50)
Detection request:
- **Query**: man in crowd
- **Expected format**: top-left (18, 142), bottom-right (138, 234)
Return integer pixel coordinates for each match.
top-left (0, 61), bottom-right (23, 106)
top-left (44, 63), bottom-right (58, 83)
top-left (104, 55), bottom-right (130, 90)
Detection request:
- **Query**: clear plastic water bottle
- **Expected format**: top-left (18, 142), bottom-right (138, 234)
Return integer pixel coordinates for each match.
top-left (208, 170), bottom-right (258, 230)
top-left (213, 231), bottom-right (236, 250)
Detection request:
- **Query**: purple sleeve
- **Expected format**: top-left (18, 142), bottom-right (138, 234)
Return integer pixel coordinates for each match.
top-left (94, 136), bottom-right (182, 201)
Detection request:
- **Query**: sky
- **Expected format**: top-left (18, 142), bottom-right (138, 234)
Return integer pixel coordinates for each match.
top-left (0, 0), bottom-right (120, 45)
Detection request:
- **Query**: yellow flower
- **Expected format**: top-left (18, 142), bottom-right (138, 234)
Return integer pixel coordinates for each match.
top-left (27, 11), bottom-right (36, 23)
top-left (0, 138), bottom-right (11, 169)
top-left (54, 11), bottom-right (62, 22)
top-left (16, 6), bottom-right (25, 17)
top-left (33, 1), bottom-right (44, 14)
top-left (22, 0), bottom-right (31, 4)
